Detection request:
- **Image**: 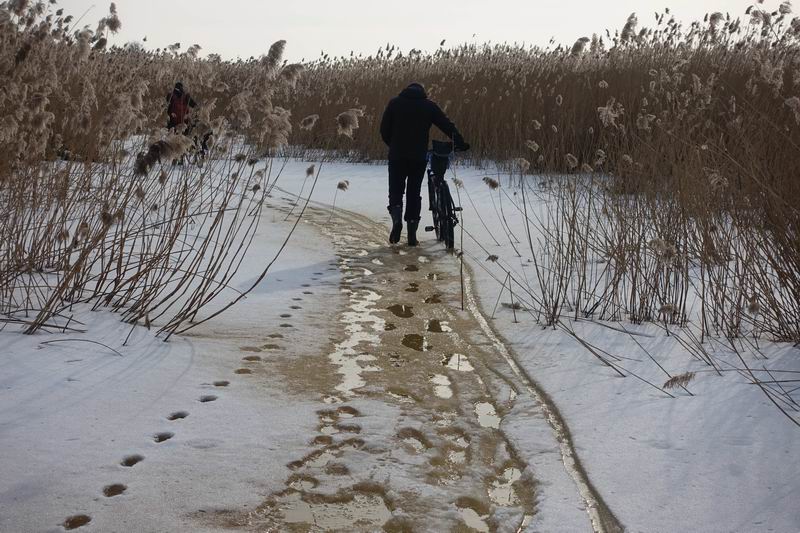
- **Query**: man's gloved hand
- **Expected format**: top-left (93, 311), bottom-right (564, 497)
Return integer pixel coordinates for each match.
top-left (455, 140), bottom-right (470, 152)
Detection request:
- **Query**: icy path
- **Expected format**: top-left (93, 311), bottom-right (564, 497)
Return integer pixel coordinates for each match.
top-left (1, 192), bottom-right (621, 532)
top-left (204, 202), bottom-right (621, 532)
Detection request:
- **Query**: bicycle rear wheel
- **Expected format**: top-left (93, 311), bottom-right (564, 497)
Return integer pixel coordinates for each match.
top-left (440, 183), bottom-right (456, 249)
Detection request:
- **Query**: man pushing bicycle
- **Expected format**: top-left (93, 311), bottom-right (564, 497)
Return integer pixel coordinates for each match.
top-left (379, 83), bottom-right (469, 246)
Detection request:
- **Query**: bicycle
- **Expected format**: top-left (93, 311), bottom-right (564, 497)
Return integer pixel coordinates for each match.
top-left (425, 140), bottom-right (464, 250)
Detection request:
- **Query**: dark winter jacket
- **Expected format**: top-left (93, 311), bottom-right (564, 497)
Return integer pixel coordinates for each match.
top-left (166, 89), bottom-right (196, 128)
top-left (380, 83), bottom-right (465, 161)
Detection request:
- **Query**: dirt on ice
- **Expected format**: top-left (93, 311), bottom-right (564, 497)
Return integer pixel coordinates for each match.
top-left (200, 204), bottom-right (621, 533)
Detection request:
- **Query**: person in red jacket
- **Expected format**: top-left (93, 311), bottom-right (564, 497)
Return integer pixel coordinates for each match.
top-left (166, 82), bottom-right (196, 131)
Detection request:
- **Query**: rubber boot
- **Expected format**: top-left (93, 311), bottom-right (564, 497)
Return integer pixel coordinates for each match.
top-left (388, 205), bottom-right (403, 244)
top-left (407, 219), bottom-right (420, 247)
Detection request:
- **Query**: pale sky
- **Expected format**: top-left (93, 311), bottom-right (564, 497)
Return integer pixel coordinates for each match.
top-left (57, 0), bottom-right (753, 62)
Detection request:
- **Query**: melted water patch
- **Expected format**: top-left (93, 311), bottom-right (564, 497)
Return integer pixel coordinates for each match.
top-left (402, 334), bottom-right (427, 352)
top-left (489, 467), bottom-right (522, 506)
top-left (430, 374), bottom-right (453, 399)
top-left (426, 272), bottom-right (443, 281)
top-left (404, 264), bottom-right (419, 272)
top-left (387, 304), bottom-right (414, 318)
top-left (424, 294), bottom-right (442, 304)
top-left (427, 319), bottom-right (452, 333)
top-left (475, 402), bottom-right (501, 429)
top-left (442, 353), bottom-right (474, 372)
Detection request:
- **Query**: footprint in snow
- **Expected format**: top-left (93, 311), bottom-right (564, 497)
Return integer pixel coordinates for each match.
top-left (103, 484), bottom-right (127, 497)
top-left (154, 432), bottom-right (174, 443)
top-left (213, 381), bottom-right (230, 387)
top-left (121, 454), bottom-right (144, 467)
top-left (312, 435), bottom-right (334, 446)
top-left (167, 411), bottom-right (189, 421)
top-left (261, 344), bottom-right (281, 350)
top-left (63, 515), bottom-right (92, 530)
top-left (199, 395), bottom-right (218, 403)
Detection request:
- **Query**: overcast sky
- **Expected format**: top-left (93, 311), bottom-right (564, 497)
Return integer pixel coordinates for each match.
top-left (57, 0), bottom-right (753, 61)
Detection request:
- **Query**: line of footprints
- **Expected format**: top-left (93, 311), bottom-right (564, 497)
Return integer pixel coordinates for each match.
top-left (61, 393), bottom-right (218, 530)
top-left (61, 270), bottom-right (331, 531)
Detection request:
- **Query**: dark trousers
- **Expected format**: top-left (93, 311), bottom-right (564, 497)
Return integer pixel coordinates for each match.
top-left (388, 159), bottom-right (427, 222)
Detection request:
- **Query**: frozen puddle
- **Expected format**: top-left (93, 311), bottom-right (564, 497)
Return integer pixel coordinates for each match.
top-left (402, 334), bottom-right (428, 352)
top-left (443, 353), bottom-right (474, 372)
top-left (330, 288), bottom-right (385, 395)
top-left (475, 402), bottom-right (501, 429)
top-left (456, 506), bottom-right (490, 532)
top-left (431, 374), bottom-right (453, 399)
top-left (489, 467), bottom-right (522, 506)
top-left (427, 319), bottom-right (452, 333)
top-left (279, 492), bottom-right (392, 528)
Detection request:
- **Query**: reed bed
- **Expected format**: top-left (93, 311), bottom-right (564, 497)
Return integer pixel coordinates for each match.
top-left (286, 4), bottom-right (800, 344)
top-left (0, 2), bottom-right (325, 335)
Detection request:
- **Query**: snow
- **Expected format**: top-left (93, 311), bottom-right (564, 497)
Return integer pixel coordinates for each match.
top-left (0, 199), bottom-right (344, 532)
top-left (271, 158), bottom-right (800, 532)
top-left (2, 155), bottom-right (798, 532)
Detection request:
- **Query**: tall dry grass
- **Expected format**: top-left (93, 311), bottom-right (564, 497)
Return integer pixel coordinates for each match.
top-left (285, 4), bottom-right (800, 344)
top-left (0, 2), bottom-right (317, 335)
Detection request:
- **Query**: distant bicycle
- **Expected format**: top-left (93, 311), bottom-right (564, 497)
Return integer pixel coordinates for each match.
top-left (425, 140), bottom-right (465, 250)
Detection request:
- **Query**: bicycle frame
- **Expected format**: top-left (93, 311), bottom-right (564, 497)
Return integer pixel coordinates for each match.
top-left (425, 140), bottom-right (462, 250)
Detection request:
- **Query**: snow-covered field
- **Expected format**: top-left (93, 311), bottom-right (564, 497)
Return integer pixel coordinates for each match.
top-left (1, 155), bottom-right (798, 532)
top-left (274, 158), bottom-right (800, 533)
top-left (0, 201), bottom-right (345, 532)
